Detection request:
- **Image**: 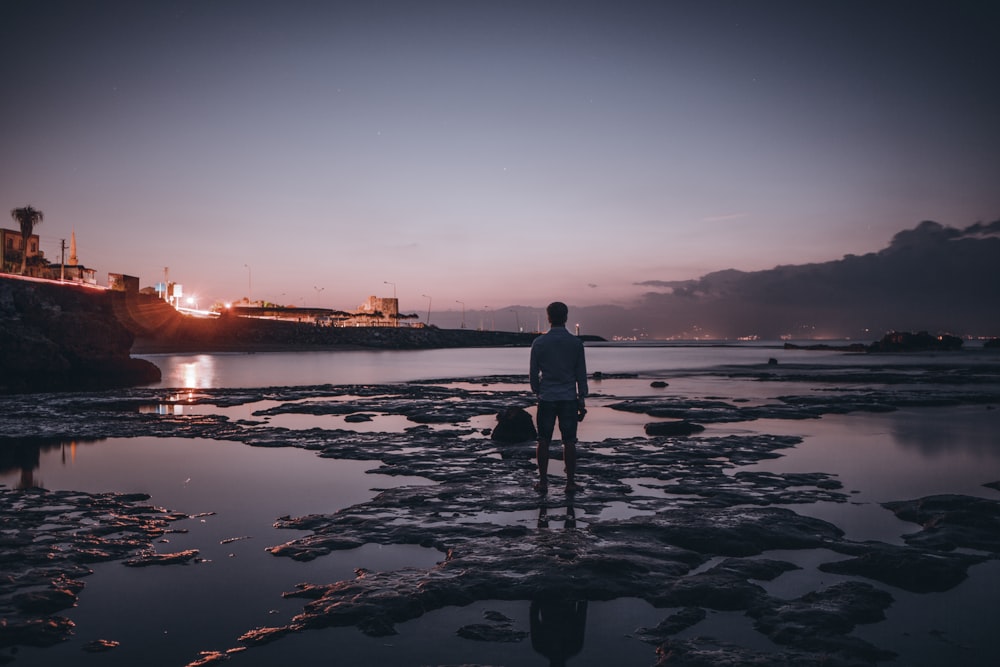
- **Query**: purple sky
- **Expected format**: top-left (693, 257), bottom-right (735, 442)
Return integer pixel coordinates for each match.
top-left (2, 1), bottom-right (998, 314)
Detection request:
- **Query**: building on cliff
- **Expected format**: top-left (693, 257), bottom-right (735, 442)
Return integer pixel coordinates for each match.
top-left (0, 228), bottom-right (42, 274)
top-left (228, 295), bottom-right (419, 328)
top-left (351, 295), bottom-right (400, 327)
top-left (1, 227), bottom-right (101, 284)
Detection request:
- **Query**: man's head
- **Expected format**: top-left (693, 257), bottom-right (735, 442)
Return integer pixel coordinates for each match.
top-left (546, 301), bottom-right (569, 326)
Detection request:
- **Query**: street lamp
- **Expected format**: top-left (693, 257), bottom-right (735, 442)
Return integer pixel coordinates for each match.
top-left (509, 309), bottom-right (521, 332)
top-left (455, 300), bottom-right (466, 328)
top-left (243, 264), bottom-right (252, 304)
top-left (422, 294), bottom-right (432, 325)
top-left (383, 280), bottom-right (396, 298)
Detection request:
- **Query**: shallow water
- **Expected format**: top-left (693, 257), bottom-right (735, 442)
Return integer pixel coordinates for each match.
top-left (3, 344), bottom-right (1000, 666)
top-left (140, 342), bottom-right (859, 388)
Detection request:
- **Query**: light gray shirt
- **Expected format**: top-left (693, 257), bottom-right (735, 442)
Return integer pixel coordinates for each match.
top-left (529, 326), bottom-right (589, 402)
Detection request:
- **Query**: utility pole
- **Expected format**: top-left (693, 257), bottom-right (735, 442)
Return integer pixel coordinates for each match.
top-left (422, 294), bottom-right (432, 325)
top-left (60, 239), bottom-right (66, 281)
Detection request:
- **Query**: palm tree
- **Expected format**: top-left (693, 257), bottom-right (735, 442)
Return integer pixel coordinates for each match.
top-left (10, 206), bottom-right (44, 275)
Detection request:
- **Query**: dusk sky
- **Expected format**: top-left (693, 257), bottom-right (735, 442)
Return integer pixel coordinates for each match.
top-left (2, 1), bottom-right (998, 314)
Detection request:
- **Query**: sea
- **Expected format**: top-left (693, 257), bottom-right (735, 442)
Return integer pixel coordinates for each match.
top-left (2, 341), bottom-right (999, 666)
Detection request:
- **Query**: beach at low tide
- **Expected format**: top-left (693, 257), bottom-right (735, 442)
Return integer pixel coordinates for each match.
top-left (2, 343), bottom-right (999, 666)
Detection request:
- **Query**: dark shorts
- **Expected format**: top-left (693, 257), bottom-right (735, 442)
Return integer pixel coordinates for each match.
top-left (536, 399), bottom-right (579, 444)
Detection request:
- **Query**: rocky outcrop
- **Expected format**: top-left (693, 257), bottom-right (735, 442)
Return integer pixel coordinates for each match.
top-left (867, 330), bottom-right (963, 352)
top-left (490, 406), bottom-right (538, 444)
top-left (0, 277), bottom-right (161, 393)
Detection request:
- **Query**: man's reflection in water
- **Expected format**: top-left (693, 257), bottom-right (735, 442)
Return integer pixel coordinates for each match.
top-left (532, 498), bottom-right (587, 665)
top-left (536, 500), bottom-right (577, 530)
top-left (530, 597), bottom-right (588, 667)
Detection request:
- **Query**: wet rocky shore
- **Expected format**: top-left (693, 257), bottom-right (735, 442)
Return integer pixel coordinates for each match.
top-left (2, 362), bottom-right (1000, 666)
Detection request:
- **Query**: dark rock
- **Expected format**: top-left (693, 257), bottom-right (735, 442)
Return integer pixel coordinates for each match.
top-left (0, 277), bottom-right (160, 393)
top-left (13, 587), bottom-right (80, 614)
top-left (343, 413), bottom-right (374, 423)
top-left (635, 607), bottom-right (706, 644)
top-left (490, 406), bottom-right (537, 444)
top-left (0, 486), bottom-right (191, 651)
top-left (642, 558), bottom-right (800, 610)
top-left (123, 549), bottom-right (200, 567)
top-left (655, 637), bottom-right (870, 667)
top-left (881, 494), bottom-right (1000, 552)
top-left (82, 639), bottom-right (120, 652)
top-left (456, 610), bottom-right (528, 643)
top-left (237, 625), bottom-right (299, 646)
top-left (185, 650), bottom-right (234, 666)
top-left (0, 617), bottom-right (76, 648)
top-left (748, 581), bottom-right (895, 661)
top-left (650, 380), bottom-right (669, 388)
top-left (818, 544), bottom-right (985, 593)
top-left (644, 421), bottom-right (706, 436)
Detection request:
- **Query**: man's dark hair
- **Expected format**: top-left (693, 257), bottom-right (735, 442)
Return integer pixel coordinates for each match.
top-left (546, 301), bottom-right (569, 326)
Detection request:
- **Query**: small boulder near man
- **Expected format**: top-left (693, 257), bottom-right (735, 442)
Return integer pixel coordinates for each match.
top-left (529, 301), bottom-right (589, 494)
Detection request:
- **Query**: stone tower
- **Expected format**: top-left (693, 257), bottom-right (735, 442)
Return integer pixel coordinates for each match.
top-left (69, 230), bottom-right (79, 266)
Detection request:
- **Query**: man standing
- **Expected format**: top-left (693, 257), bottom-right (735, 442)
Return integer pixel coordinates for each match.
top-left (529, 301), bottom-right (588, 494)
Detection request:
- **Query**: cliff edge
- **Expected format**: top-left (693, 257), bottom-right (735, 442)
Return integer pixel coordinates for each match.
top-left (0, 276), bottom-right (161, 393)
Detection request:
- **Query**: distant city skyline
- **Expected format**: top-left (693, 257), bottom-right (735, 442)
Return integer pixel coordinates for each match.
top-left (3, 1), bottom-right (998, 315)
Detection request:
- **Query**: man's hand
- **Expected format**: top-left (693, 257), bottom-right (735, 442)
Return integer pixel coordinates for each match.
top-left (577, 400), bottom-right (587, 422)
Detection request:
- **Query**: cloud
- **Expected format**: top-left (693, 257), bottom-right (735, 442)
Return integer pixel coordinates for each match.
top-left (577, 220), bottom-right (1000, 339)
top-left (428, 220), bottom-right (999, 340)
top-left (959, 220), bottom-right (1000, 238)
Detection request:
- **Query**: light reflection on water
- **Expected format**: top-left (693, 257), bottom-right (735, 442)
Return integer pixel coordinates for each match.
top-left (734, 406), bottom-right (1000, 505)
top-left (138, 344), bottom-right (869, 389)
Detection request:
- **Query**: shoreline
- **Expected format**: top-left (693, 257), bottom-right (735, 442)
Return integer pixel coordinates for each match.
top-left (130, 339), bottom-right (373, 355)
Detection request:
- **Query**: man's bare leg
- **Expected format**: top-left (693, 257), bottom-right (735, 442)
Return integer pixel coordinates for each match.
top-left (564, 440), bottom-right (580, 493)
top-left (535, 438), bottom-right (550, 493)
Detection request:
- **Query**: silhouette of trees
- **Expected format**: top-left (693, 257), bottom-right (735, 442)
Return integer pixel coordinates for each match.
top-left (10, 206), bottom-right (44, 275)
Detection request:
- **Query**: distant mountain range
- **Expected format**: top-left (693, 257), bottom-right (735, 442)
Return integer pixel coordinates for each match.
top-left (599, 219), bottom-right (1000, 340)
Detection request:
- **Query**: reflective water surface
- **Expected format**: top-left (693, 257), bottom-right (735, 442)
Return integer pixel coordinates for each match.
top-left (2, 344), bottom-right (999, 666)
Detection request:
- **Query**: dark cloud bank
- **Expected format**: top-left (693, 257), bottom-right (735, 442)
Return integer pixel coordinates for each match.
top-left (576, 220), bottom-right (1000, 340)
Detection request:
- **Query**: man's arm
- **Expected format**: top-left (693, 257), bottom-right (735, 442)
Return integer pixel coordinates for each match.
top-left (529, 344), bottom-right (541, 395)
top-left (575, 343), bottom-right (588, 403)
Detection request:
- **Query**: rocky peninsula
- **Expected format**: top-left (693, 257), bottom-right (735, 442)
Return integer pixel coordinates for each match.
top-left (1, 276), bottom-right (603, 393)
